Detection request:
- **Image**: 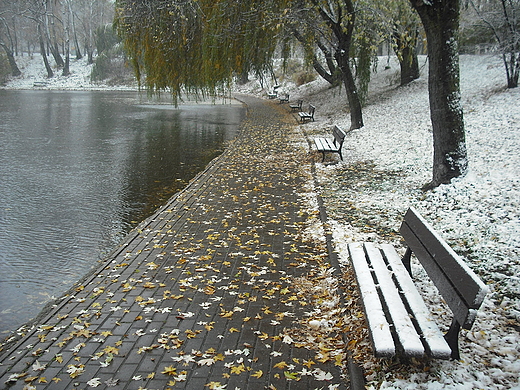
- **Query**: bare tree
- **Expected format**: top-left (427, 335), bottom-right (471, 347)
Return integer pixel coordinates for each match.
top-left (0, 5), bottom-right (22, 76)
top-left (468, 0), bottom-right (520, 88)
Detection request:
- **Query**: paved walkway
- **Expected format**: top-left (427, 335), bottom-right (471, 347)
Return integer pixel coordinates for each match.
top-left (0, 95), bottom-right (349, 390)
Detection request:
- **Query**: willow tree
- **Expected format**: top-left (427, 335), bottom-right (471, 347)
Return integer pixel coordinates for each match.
top-left (115, 0), bottom-right (288, 101)
top-left (411, 0), bottom-right (468, 189)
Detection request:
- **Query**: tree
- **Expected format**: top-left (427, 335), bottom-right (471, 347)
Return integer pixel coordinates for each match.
top-left (285, 0), bottom-right (366, 128)
top-left (467, 0), bottom-right (520, 88)
top-left (116, 0), bottom-right (369, 129)
top-left (116, 0), bottom-right (287, 99)
top-left (410, 0), bottom-right (468, 189)
top-left (380, 0), bottom-right (421, 85)
top-left (0, 5), bottom-right (22, 76)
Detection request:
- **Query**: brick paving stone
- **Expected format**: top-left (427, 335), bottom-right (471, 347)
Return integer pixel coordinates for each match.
top-left (0, 95), bottom-right (349, 390)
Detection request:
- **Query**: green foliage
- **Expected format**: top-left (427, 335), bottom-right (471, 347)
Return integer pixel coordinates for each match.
top-left (115, 0), bottom-right (288, 101)
top-left (96, 24), bottom-right (121, 54)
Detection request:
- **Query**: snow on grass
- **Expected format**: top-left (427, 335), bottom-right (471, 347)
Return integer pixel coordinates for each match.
top-left (2, 54), bottom-right (138, 91)
top-left (293, 54), bottom-right (520, 390)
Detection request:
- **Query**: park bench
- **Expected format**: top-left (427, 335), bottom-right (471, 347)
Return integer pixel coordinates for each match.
top-left (314, 125), bottom-right (347, 162)
top-left (278, 93), bottom-right (289, 103)
top-left (289, 99), bottom-right (303, 112)
top-left (348, 207), bottom-right (488, 360)
top-left (33, 81), bottom-right (47, 88)
top-left (298, 104), bottom-right (315, 122)
top-left (267, 85), bottom-right (281, 99)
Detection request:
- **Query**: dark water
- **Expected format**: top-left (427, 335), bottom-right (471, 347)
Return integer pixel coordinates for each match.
top-left (0, 90), bottom-right (245, 333)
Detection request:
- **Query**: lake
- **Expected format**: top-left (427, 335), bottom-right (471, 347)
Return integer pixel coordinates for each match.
top-left (0, 90), bottom-right (245, 333)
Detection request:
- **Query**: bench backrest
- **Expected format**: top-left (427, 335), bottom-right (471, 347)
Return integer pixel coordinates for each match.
top-left (400, 207), bottom-right (488, 330)
top-left (332, 125), bottom-right (347, 148)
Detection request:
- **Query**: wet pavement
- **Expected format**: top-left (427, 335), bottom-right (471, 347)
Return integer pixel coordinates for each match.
top-left (0, 95), bottom-right (350, 390)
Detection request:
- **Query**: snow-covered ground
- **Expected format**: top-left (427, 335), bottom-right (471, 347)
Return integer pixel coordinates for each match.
top-left (2, 54), bottom-right (138, 90)
top-left (3, 53), bottom-right (520, 389)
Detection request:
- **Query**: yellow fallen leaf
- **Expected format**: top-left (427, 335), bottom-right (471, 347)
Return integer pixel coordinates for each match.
top-left (251, 370), bottom-right (263, 378)
top-left (273, 361), bottom-right (287, 369)
top-left (230, 363), bottom-right (246, 374)
top-left (103, 346), bottom-right (119, 355)
top-left (162, 365), bottom-right (177, 376)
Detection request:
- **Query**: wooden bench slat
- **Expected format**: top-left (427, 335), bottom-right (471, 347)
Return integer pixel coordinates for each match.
top-left (380, 244), bottom-right (452, 359)
top-left (348, 243), bottom-right (396, 358)
top-left (364, 243), bottom-right (426, 357)
top-left (314, 138), bottom-right (338, 152)
top-left (400, 222), bottom-right (476, 328)
top-left (400, 208), bottom-right (488, 328)
top-left (402, 208), bottom-right (487, 306)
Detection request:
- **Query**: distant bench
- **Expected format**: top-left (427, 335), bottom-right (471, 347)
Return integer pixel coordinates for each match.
top-left (289, 99), bottom-right (302, 112)
top-left (348, 207), bottom-right (488, 360)
top-left (298, 104), bottom-right (315, 123)
top-left (314, 125), bottom-right (347, 162)
top-left (33, 81), bottom-right (47, 88)
top-left (278, 93), bottom-right (289, 103)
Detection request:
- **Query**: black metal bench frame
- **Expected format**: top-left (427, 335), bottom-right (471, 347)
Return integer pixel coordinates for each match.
top-left (348, 207), bottom-right (488, 360)
top-left (314, 125), bottom-right (347, 162)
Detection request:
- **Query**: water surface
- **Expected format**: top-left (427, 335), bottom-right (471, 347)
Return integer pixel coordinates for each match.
top-left (0, 90), bottom-right (245, 333)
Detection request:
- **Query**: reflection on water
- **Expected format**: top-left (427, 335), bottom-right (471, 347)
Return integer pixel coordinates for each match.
top-left (0, 90), bottom-right (245, 333)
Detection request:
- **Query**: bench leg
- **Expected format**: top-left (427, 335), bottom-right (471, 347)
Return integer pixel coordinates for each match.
top-left (321, 152), bottom-right (326, 162)
top-left (445, 318), bottom-right (461, 360)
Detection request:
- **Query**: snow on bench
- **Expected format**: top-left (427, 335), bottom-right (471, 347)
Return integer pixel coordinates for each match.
top-left (348, 207), bottom-right (488, 360)
top-left (314, 125), bottom-right (347, 162)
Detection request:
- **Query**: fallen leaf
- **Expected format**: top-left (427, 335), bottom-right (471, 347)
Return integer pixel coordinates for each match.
top-left (162, 365), bottom-right (178, 376)
top-left (86, 377), bottom-right (102, 387)
top-left (251, 370), bottom-right (263, 378)
top-left (284, 371), bottom-right (299, 380)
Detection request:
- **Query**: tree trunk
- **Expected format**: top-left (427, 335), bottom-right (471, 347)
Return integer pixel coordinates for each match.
top-left (411, 0), bottom-right (467, 189)
top-left (315, 0), bottom-right (363, 129)
top-left (50, 41), bottom-right (65, 68)
top-left (38, 24), bottom-right (53, 78)
top-left (63, 46), bottom-right (70, 76)
top-left (0, 43), bottom-right (22, 77)
top-left (393, 30), bottom-right (420, 85)
top-left (86, 44), bottom-right (94, 65)
top-left (336, 50), bottom-right (364, 130)
top-left (503, 52), bottom-right (519, 88)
